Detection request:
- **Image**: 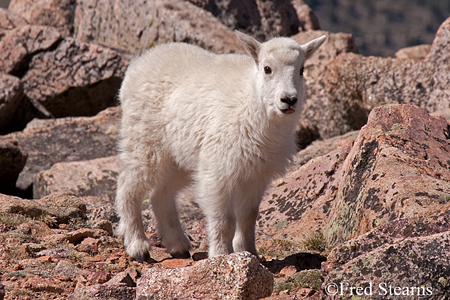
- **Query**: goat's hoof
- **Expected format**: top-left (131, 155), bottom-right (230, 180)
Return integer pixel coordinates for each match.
top-left (133, 251), bottom-right (151, 263)
top-left (170, 250), bottom-right (191, 259)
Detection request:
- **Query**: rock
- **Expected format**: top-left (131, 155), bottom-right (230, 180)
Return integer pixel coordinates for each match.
top-left (292, 30), bottom-right (358, 147)
top-left (0, 193), bottom-right (86, 225)
top-left (0, 137), bottom-right (27, 194)
top-left (291, 130), bottom-right (359, 169)
top-left (326, 104), bottom-right (450, 247)
top-left (8, 0), bottom-right (75, 36)
top-left (136, 252), bottom-right (274, 299)
top-left (426, 17), bottom-right (450, 65)
top-left (323, 220), bottom-right (450, 299)
top-left (34, 156), bottom-right (119, 201)
top-left (46, 228), bottom-right (109, 245)
top-left (0, 25), bottom-right (62, 74)
top-left (291, 0), bottom-right (321, 31)
top-left (0, 7), bottom-right (28, 36)
top-left (20, 37), bottom-right (129, 117)
top-left (292, 30), bottom-right (358, 80)
top-left (0, 282), bottom-right (4, 300)
top-left (297, 17), bottom-right (450, 142)
top-left (188, 0), bottom-right (319, 41)
top-left (258, 140), bottom-right (353, 246)
top-left (395, 44), bottom-right (431, 60)
top-left (323, 209), bottom-right (450, 274)
top-left (72, 283), bottom-right (136, 300)
top-left (76, 237), bottom-right (99, 254)
top-left (0, 73), bottom-right (24, 133)
top-left (0, 23), bottom-right (128, 123)
top-left (2, 106), bottom-right (119, 193)
top-left (105, 271), bottom-right (136, 287)
top-left (87, 270), bottom-right (111, 285)
top-left (274, 269), bottom-right (322, 294)
top-left (52, 259), bottom-right (81, 280)
top-left (22, 274), bottom-right (71, 293)
top-left (74, 0), bottom-right (244, 55)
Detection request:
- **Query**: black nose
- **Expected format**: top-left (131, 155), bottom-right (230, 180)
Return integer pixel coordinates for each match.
top-left (281, 97), bottom-right (298, 106)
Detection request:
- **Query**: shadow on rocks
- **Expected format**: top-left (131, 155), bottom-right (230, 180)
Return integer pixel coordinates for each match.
top-left (262, 252), bottom-right (326, 274)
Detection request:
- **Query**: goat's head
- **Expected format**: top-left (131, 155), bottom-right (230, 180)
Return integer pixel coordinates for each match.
top-left (236, 31), bottom-right (326, 118)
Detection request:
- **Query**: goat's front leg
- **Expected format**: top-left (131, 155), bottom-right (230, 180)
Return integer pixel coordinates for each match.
top-left (232, 185), bottom-right (265, 258)
top-left (196, 175), bottom-right (236, 257)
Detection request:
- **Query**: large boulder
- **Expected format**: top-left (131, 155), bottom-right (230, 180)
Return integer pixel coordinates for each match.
top-left (2, 107), bottom-right (120, 193)
top-left (323, 211), bottom-right (450, 299)
top-left (258, 104), bottom-right (450, 250)
top-left (74, 0), bottom-right (244, 55)
top-left (34, 156), bottom-right (119, 201)
top-left (291, 30), bottom-right (359, 148)
top-left (20, 37), bottom-right (130, 117)
top-left (187, 0), bottom-right (320, 41)
top-left (326, 104), bottom-right (450, 247)
top-left (0, 7), bottom-right (28, 36)
top-left (258, 140), bottom-right (354, 245)
top-left (0, 25), bottom-right (62, 74)
top-left (257, 104), bottom-right (450, 298)
top-left (8, 0), bottom-right (75, 36)
top-left (136, 252), bottom-right (274, 299)
top-left (298, 17), bottom-right (450, 142)
top-left (0, 22), bottom-right (129, 125)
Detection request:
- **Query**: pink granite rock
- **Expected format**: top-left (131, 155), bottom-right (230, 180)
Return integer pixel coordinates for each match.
top-left (8, 0), bottom-right (75, 36)
top-left (21, 37), bottom-right (129, 117)
top-left (2, 107), bottom-right (119, 192)
top-left (74, 0), bottom-right (244, 55)
top-left (136, 252), bottom-right (273, 300)
top-left (34, 156), bottom-right (119, 201)
top-left (0, 25), bottom-right (61, 74)
top-left (326, 104), bottom-right (450, 246)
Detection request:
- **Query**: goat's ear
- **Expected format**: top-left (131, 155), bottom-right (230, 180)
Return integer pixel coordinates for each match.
top-left (235, 30), bottom-right (260, 64)
top-left (301, 35), bottom-right (327, 60)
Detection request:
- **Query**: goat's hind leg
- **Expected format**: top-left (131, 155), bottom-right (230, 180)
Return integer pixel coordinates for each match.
top-left (115, 168), bottom-right (152, 262)
top-left (151, 168), bottom-right (192, 258)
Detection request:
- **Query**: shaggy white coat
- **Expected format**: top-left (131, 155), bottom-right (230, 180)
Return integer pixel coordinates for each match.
top-left (116, 31), bottom-right (326, 261)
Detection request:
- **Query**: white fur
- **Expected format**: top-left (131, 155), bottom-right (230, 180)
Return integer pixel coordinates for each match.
top-left (116, 31), bottom-right (326, 260)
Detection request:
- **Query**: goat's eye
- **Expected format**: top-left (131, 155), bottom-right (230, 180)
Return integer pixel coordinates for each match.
top-left (300, 67), bottom-right (305, 76)
top-left (264, 66), bottom-right (272, 74)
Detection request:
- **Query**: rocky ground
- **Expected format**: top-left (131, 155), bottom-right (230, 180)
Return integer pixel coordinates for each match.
top-left (1, 0), bottom-right (450, 299)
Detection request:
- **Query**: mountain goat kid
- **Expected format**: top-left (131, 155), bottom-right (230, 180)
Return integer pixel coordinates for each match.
top-left (116, 31), bottom-right (326, 261)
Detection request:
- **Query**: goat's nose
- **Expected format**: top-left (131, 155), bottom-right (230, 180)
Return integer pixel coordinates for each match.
top-left (281, 97), bottom-right (298, 106)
